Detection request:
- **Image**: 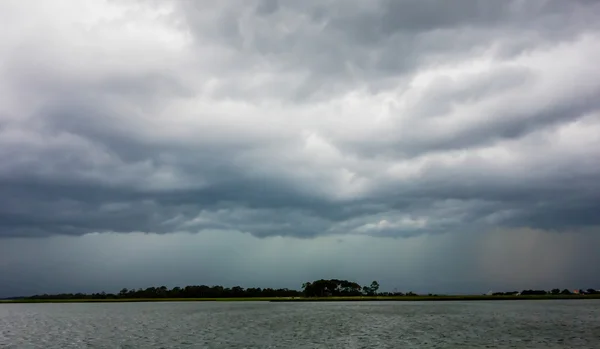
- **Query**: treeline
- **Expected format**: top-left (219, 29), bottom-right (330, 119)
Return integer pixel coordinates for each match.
top-left (24, 280), bottom-right (600, 300)
top-left (301, 279), bottom-right (422, 297)
top-left (27, 279), bottom-right (384, 300)
top-left (27, 279), bottom-right (389, 300)
top-left (492, 288), bottom-right (599, 296)
top-left (28, 285), bottom-right (302, 300)
top-left (302, 279), bottom-right (378, 297)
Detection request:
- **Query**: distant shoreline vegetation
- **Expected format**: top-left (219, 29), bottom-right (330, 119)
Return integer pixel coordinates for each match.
top-left (2, 279), bottom-right (599, 303)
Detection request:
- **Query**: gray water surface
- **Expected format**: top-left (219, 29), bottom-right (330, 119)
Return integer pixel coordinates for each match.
top-left (1, 300), bottom-right (599, 348)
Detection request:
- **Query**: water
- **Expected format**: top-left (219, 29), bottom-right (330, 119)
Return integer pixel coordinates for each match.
top-left (1, 300), bottom-right (599, 348)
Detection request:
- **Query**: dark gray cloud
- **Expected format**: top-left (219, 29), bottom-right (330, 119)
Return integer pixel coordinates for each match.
top-left (0, 0), bottom-right (599, 244)
top-left (177, 0), bottom-right (600, 99)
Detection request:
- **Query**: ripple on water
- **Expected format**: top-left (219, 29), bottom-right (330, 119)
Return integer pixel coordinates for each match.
top-left (1, 300), bottom-right (600, 348)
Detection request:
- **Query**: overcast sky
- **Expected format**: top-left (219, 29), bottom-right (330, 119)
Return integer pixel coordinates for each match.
top-left (1, 0), bottom-right (600, 298)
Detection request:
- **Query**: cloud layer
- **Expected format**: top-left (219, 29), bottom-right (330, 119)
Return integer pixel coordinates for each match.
top-left (1, 0), bottom-right (600, 239)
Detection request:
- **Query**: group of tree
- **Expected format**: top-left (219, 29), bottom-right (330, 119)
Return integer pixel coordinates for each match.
top-left (27, 285), bottom-right (302, 300)
top-left (492, 288), bottom-right (599, 296)
top-left (25, 281), bottom-right (598, 300)
top-left (25, 280), bottom-right (386, 300)
top-left (301, 279), bottom-right (380, 297)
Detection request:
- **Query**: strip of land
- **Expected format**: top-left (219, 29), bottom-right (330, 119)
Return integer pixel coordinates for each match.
top-left (2, 294), bottom-right (600, 303)
top-left (3, 279), bottom-right (597, 303)
top-left (269, 295), bottom-right (600, 302)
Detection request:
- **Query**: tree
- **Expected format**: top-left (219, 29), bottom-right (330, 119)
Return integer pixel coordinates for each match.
top-left (302, 279), bottom-right (366, 297)
top-left (369, 281), bottom-right (380, 295)
top-left (157, 286), bottom-right (168, 297)
top-left (231, 286), bottom-right (244, 297)
top-left (302, 282), bottom-right (313, 297)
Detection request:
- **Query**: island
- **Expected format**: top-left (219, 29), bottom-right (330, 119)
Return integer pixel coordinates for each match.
top-left (2, 279), bottom-right (599, 303)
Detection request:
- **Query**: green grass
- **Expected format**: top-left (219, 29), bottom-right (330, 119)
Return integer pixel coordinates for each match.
top-left (2, 294), bottom-right (600, 304)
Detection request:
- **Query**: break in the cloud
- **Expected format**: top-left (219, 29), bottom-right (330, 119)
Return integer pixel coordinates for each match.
top-left (1, 0), bottom-right (600, 241)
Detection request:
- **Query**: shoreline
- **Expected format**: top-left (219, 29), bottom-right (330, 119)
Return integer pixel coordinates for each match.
top-left (2, 295), bottom-right (599, 304)
top-left (269, 295), bottom-right (600, 302)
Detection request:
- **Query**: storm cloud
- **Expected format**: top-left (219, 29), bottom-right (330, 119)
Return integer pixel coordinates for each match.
top-left (1, 0), bottom-right (600, 296)
top-left (2, 0), bottom-right (599, 240)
